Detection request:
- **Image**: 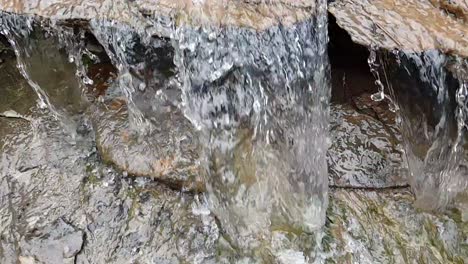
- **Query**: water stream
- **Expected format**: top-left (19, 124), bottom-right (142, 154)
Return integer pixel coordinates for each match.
top-left (369, 49), bottom-right (468, 210)
top-left (173, 0), bottom-right (330, 253)
top-left (0, 13), bottom-right (89, 140)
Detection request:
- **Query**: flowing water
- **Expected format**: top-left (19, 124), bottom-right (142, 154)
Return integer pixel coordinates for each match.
top-left (0, 0), bottom-right (331, 257)
top-left (0, 0), bottom-right (467, 263)
top-left (173, 1), bottom-right (330, 253)
top-left (368, 48), bottom-right (468, 210)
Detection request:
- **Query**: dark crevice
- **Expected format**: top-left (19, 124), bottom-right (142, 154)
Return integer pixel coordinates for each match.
top-left (328, 12), bottom-right (376, 104)
top-left (0, 34), bottom-right (14, 61)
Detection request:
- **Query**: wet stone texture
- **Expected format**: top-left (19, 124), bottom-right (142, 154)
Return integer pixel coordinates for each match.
top-left (19, 219), bottom-right (84, 264)
top-left (91, 98), bottom-right (203, 192)
top-left (0, 4), bottom-right (467, 264)
top-left (328, 101), bottom-right (406, 188)
top-left (0, 70), bottom-right (467, 262)
top-left (0, 109), bottom-right (219, 264)
top-left (0, 115), bottom-right (90, 264)
top-left (0, 0), bottom-right (315, 34)
top-left (0, 55), bottom-right (218, 263)
top-left (323, 188), bottom-right (468, 263)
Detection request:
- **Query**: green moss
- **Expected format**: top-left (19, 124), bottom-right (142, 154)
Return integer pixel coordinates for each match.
top-left (81, 54), bottom-right (95, 68)
top-left (126, 187), bottom-right (144, 222)
top-left (85, 165), bottom-right (101, 185)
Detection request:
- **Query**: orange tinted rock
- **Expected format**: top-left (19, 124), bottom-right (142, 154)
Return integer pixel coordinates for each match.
top-left (329, 0), bottom-right (468, 57)
top-left (0, 0), bottom-right (316, 32)
top-left (91, 99), bottom-right (204, 192)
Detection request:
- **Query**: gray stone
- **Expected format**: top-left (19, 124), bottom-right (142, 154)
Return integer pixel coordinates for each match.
top-left (19, 219), bottom-right (84, 264)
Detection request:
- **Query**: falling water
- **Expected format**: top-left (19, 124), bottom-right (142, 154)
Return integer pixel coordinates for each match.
top-left (370, 49), bottom-right (468, 210)
top-left (367, 47), bottom-right (398, 112)
top-left (1, 1), bottom-right (468, 262)
top-left (2, 1), bottom-right (331, 248)
top-left (174, 0), bottom-right (330, 253)
top-left (0, 13), bottom-right (88, 137)
top-left (368, 47), bottom-right (386, 102)
top-left (1, 15), bottom-right (59, 114)
top-left (89, 20), bottom-right (155, 133)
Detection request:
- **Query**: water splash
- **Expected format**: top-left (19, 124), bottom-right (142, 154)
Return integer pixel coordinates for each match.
top-left (174, 0), bottom-right (330, 253)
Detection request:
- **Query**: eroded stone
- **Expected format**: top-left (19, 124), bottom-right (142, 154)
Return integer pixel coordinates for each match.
top-left (323, 188), bottom-right (468, 263)
top-left (0, 0), bottom-right (316, 34)
top-left (0, 88), bottom-right (217, 264)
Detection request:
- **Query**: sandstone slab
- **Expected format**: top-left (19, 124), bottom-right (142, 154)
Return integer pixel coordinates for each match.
top-left (329, 0), bottom-right (468, 57)
top-left (0, 0), bottom-right (317, 34)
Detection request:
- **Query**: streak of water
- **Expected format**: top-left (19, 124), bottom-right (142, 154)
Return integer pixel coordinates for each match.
top-left (1, 15), bottom-right (56, 112)
top-left (370, 49), bottom-right (468, 210)
top-left (174, 0), bottom-right (330, 254)
top-left (0, 13), bottom-right (88, 138)
top-left (88, 20), bottom-right (154, 133)
top-left (367, 47), bottom-right (398, 113)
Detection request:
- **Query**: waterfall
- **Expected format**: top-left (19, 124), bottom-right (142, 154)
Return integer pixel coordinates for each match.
top-left (173, 0), bottom-right (330, 252)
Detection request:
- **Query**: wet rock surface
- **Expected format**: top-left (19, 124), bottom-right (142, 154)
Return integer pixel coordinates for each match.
top-left (1, 107), bottom-right (467, 262)
top-left (329, 0), bottom-right (468, 57)
top-left (0, 58), bottom-right (36, 115)
top-left (0, 106), bottom-right (218, 264)
top-left (328, 101), bottom-right (406, 188)
top-left (91, 98), bottom-right (203, 192)
top-left (1, 52), bottom-right (466, 262)
top-left (0, 55), bottom-right (218, 263)
top-left (0, 5), bottom-right (467, 264)
top-left (324, 188), bottom-right (468, 263)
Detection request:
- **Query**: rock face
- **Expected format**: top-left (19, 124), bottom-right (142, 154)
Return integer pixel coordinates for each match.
top-left (1, 2), bottom-right (468, 263)
top-left (328, 102), bottom-right (406, 188)
top-left (0, 98), bottom-right (218, 264)
top-left (430, 0), bottom-right (468, 21)
top-left (19, 219), bottom-right (84, 264)
top-left (329, 0), bottom-right (468, 57)
top-left (324, 188), bottom-right (468, 263)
